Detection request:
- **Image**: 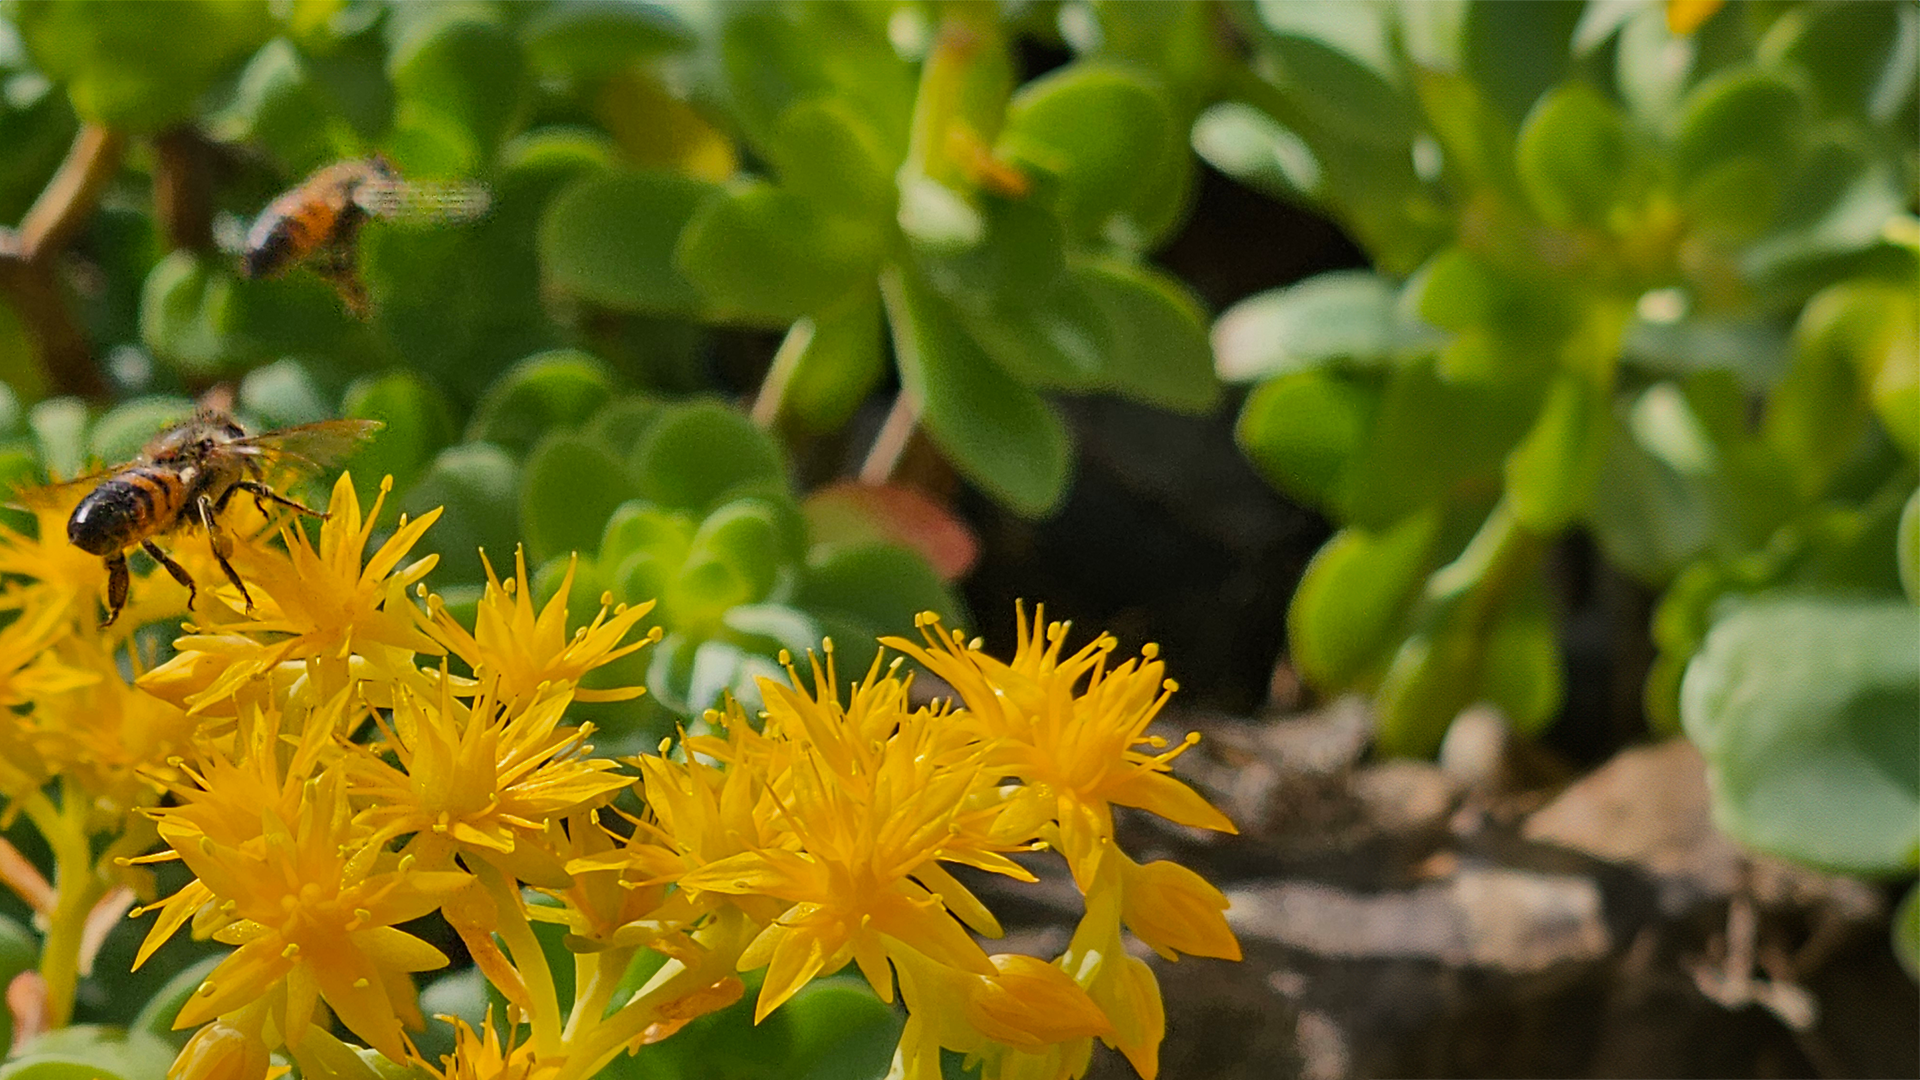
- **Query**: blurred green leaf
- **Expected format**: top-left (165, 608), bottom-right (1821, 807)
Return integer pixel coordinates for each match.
top-left (779, 291), bottom-right (886, 433)
top-left (1681, 594), bottom-right (1919, 874)
top-left (770, 97), bottom-right (899, 219)
top-left (881, 267), bottom-right (1070, 517)
top-left (15, 0), bottom-right (272, 131)
top-left (520, 1), bottom-right (692, 79)
top-left (630, 401), bottom-right (786, 514)
top-left (998, 63), bottom-right (1181, 246)
top-left (340, 371), bottom-right (458, 499)
top-left (1479, 577), bottom-right (1564, 735)
top-left (1459, 0), bottom-right (1583, 123)
top-left (1673, 67), bottom-right (1806, 232)
top-left (676, 181), bottom-right (885, 325)
top-left (1515, 82), bottom-right (1635, 228)
top-left (388, 12), bottom-right (529, 171)
top-left (713, 2), bottom-right (914, 163)
top-left (467, 350), bottom-right (616, 456)
top-left (1506, 371), bottom-right (1609, 531)
top-left (209, 37), bottom-right (352, 174)
top-left (1247, 0), bottom-right (1417, 146)
top-left (1342, 359), bottom-right (1542, 528)
top-left (404, 442), bottom-right (522, 586)
top-left (1759, 0), bottom-right (1916, 123)
top-left (28, 397), bottom-right (87, 478)
top-left (1236, 369), bottom-right (1377, 513)
top-left (87, 396), bottom-right (193, 466)
top-left (1073, 258), bottom-right (1219, 413)
top-left (539, 171), bottom-right (718, 315)
top-left (522, 433), bottom-right (639, 565)
top-left (129, 956), bottom-right (222, 1043)
top-left (1214, 271), bottom-right (1411, 382)
top-left (1287, 508), bottom-right (1438, 689)
top-left (3, 1026), bottom-right (175, 1080)
top-left (1191, 101), bottom-right (1324, 203)
top-left (239, 357), bottom-right (329, 428)
top-left (139, 252), bottom-right (245, 379)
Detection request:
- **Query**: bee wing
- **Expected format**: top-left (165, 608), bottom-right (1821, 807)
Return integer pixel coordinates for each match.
top-left (231, 418), bottom-right (384, 473)
top-left (353, 179), bottom-right (491, 225)
top-left (5, 466), bottom-right (118, 510)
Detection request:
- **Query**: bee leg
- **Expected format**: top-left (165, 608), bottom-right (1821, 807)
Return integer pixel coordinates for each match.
top-left (141, 540), bottom-right (198, 610)
top-left (229, 480), bottom-right (327, 520)
top-left (101, 553), bottom-right (128, 628)
top-left (315, 245), bottom-right (371, 320)
top-left (197, 494), bottom-right (255, 613)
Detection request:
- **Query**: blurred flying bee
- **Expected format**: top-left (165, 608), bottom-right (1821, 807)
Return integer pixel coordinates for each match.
top-left (239, 155), bottom-right (489, 318)
top-left (33, 412), bottom-right (382, 627)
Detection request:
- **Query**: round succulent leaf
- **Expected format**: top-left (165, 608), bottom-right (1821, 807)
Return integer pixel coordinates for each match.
top-left (1214, 271), bottom-right (1410, 382)
top-left (1247, 0), bottom-right (1418, 146)
top-left (1758, 0), bottom-right (1916, 123)
top-left (797, 541), bottom-right (959, 638)
top-left (14, 0), bottom-right (273, 131)
top-left (802, 481), bottom-right (979, 582)
top-left (388, 13), bottom-right (530, 167)
top-left (209, 37), bottom-right (355, 176)
top-left (684, 499), bottom-right (798, 602)
top-left (880, 267), bottom-right (1070, 518)
top-left (1515, 81), bottom-right (1635, 228)
top-left (467, 350), bottom-right (616, 455)
top-left (1341, 359), bottom-right (1545, 529)
top-left (2, 1026), bottom-right (177, 1080)
top-left (601, 501), bottom-right (695, 564)
top-left (713, 2), bottom-right (914, 163)
top-left (87, 396), bottom-right (194, 468)
top-left (675, 181), bottom-right (886, 325)
top-left (1287, 508), bottom-right (1439, 691)
top-left (521, 433), bottom-right (640, 566)
top-left (519, 1), bottom-right (693, 79)
top-left (630, 400), bottom-right (787, 514)
top-left (1236, 368), bottom-right (1379, 513)
top-left (1071, 258), bottom-right (1219, 414)
top-left (1374, 620), bottom-right (1481, 758)
top-left (539, 170), bottom-right (720, 315)
top-left (138, 252), bottom-right (247, 379)
top-left (1505, 371), bottom-right (1610, 532)
top-left (402, 442), bottom-right (522, 587)
top-left (1478, 578), bottom-right (1565, 735)
top-left (997, 63), bottom-right (1182, 243)
top-left (1673, 66), bottom-right (1806, 190)
top-left (585, 396), bottom-right (668, 461)
top-left (770, 97), bottom-right (899, 219)
top-left (27, 398), bottom-right (88, 480)
top-left (1459, 0), bottom-right (1584, 123)
top-left (1681, 594), bottom-right (1920, 874)
top-left (1191, 102), bottom-right (1325, 203)
top-left (340, 371), bottom-right (459, 501)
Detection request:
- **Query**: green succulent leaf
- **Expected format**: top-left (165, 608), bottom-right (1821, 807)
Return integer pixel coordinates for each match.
top-left (1682, 594), bottom-right (1920, 875)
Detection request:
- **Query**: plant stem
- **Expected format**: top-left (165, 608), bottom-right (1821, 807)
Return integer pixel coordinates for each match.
top-left (0, 123), bottom-right (124, 399)
top-left (750, 317), bottom-right (815, 429)
top-left (859, 390), bottom-right (921, 485)
top-left (27, 782), bottom-right (105, 1029)
top-left (476, 863), bottom-right (565, 1056)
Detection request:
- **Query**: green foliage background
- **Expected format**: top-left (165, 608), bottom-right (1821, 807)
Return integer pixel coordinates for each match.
top-left (0, 0), bottom-right (1913, 1070)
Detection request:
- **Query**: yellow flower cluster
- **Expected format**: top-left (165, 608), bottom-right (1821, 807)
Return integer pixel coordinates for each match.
top-left (0, 472), bottom-right (1239, 1080)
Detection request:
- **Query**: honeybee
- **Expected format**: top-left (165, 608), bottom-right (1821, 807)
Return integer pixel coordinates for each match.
top-left (240, 156), bottom-right (489, 317)
top-left (41, 412), bottom-right (381, 627)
